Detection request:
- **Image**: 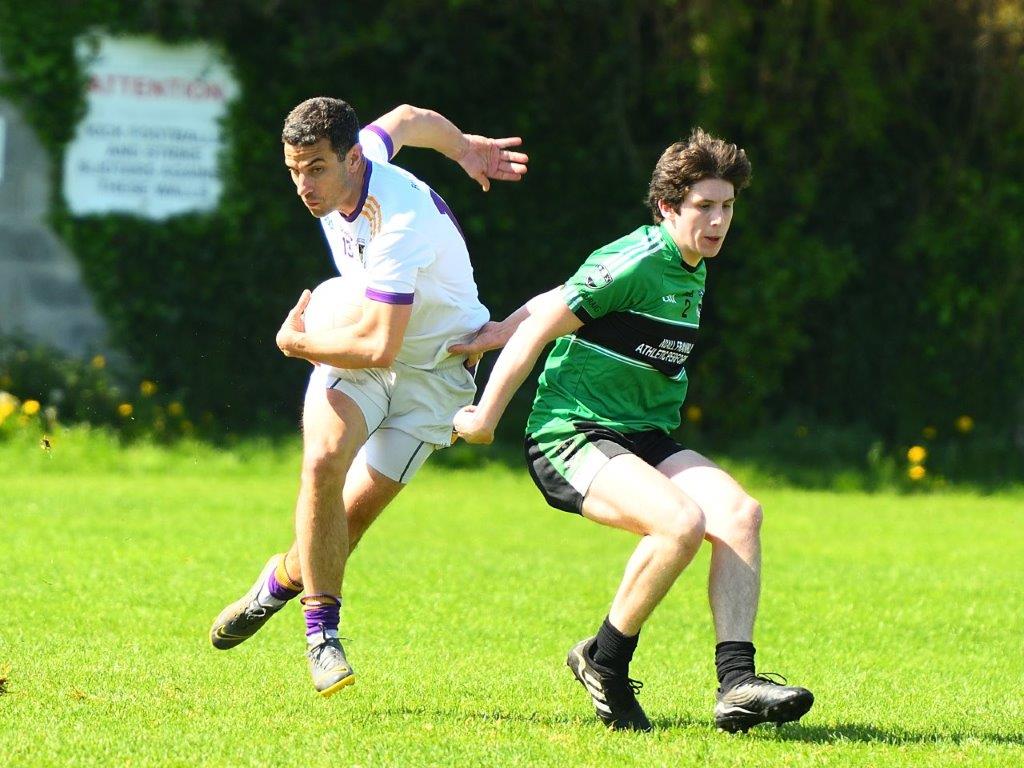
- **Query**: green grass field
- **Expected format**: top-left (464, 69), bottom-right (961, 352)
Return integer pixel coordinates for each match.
top-left (2, 433), bottom-right (1022, 767)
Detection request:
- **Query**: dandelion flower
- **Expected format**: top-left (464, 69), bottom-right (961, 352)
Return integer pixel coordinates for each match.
top-left (908, 465), bottom-right (926, 481)
top-left (907, 445), bottom-right (927, 464)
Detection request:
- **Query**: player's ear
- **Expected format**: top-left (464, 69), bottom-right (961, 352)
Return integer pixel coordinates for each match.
top-left (345, 143), bottom-right (363, 169)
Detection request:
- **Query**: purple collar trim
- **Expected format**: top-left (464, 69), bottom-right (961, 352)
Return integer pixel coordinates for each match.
top-left (342, 160), bottom-right (373, 223)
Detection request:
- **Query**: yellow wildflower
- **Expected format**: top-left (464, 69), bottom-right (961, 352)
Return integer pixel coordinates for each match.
top-left (117, 403), bottom-right (134, 417)
top-left (908, 465), bottom-right (926, 481)
top-left (906, 445), bottom-right (927, 464)
top-left (21, 400), bottom-right (41, 416)
top-left (91, 355), bottom-right (106, 369)
top-left (168, 402), bottom-right (184, 417)
top-left (140, 380), bottom-right (157, 397)
top-left (685, 405), bottom-right (703, 423)
top-left (0, 393), bottom-right (17, 421)
top-left (955, 415), bottom-right (974, 434)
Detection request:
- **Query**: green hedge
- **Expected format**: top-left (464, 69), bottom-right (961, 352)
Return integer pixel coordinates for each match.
top-left (1, 1), bottom-right (1022, 470)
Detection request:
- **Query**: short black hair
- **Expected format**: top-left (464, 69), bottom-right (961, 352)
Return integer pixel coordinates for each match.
top-left (281, 97), bottom-right (360, 159)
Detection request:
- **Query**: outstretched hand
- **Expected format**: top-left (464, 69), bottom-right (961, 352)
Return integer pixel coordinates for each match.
top-left (458, 135), bottom-right (529, 191)
top-left (276, 289), bottom-right (311, 357)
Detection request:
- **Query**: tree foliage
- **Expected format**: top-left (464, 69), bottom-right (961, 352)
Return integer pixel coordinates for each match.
top-left (1, 0), bottom-right (1021, 446)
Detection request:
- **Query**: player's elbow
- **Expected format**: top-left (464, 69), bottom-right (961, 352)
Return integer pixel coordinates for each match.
top-left (393, 103), bottom-right (415, 122)
top-left (395, 103), bottom-right (431, 126)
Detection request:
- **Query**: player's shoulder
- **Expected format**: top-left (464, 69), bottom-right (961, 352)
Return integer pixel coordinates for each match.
top-left (358, 124), bottom-right (395, 164)
top-left (592, 225), bottom-right (664, 260)
top-left (367, 157), bottom-right (422, 202)
top-left (586, 225), bottom-right (670, 281)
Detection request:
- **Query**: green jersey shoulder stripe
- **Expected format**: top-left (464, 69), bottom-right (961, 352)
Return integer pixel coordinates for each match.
top-left (599, 230), bottom-right (662, 277)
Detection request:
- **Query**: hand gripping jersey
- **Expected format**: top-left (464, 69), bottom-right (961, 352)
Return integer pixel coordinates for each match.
top-left (527, 224), bottom-right (706, 436)
top-left (318, 125), bottom-right (489, 369)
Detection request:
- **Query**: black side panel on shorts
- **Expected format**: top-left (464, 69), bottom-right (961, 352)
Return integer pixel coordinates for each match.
top-left (524, 437), bottom-right (584, 515)
top-left (626, 429), bottom-right (685, 468)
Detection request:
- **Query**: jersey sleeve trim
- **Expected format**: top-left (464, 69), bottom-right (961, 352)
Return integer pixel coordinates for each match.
top-left (342, 160), bottom-right (373, 223)
top-left (366, 287), bottom-right (415, 305)
top-left (365, 124), bottom-right (395, 160)
top-left (561, 284), bottom-right (592, 321)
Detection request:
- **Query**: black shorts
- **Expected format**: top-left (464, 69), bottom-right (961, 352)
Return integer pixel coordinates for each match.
top-left (524, 422), bottom-right (684, 514)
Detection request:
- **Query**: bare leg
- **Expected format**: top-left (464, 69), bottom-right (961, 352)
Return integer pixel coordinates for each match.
top-left (582, 454), bottom-right (706, 635)
top-left (284, 459), bottom-right (405, 580)
top-left (294, 386), bottom-right (368, 597)
top-left (657, 450), bottom-right (762, 642)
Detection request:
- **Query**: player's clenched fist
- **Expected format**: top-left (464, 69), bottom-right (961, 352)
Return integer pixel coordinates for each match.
top-left (453, 405), bottom-right (494, 444)
top-left (276, 289), bottom-right (311, 357)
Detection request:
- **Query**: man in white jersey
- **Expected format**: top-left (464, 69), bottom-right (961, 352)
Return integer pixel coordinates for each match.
top-left (209, 98), bottom-right (528, 696)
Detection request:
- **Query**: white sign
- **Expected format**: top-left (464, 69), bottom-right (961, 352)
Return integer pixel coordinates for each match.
top-left (63, 35), bottom-right (238, 219)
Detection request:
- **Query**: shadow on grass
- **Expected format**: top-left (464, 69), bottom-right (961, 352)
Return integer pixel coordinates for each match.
top-left (649, 717), bottom-right (1024, 747)
top-left (375, 705), bottom-right (1023, 747)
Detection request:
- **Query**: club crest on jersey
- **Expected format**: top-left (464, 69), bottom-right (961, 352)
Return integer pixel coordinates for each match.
top-left (585, 265), bottom-right (614, 290)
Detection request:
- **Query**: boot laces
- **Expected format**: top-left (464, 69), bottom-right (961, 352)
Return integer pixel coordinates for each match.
top-left (752, 671), bottom-right (788, 686)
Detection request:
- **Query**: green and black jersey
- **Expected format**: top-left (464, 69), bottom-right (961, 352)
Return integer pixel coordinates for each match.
top-left (527, 224), bottom-right (705, 438)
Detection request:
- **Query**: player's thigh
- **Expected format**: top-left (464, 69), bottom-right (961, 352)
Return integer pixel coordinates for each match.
top-left (583, 453), bottom-right (704, 539)
top-left (343, 451), bottom-right (406, 521)
top-left (361, 426), bottom-right (436, 485)
top-left (656, 449), bottom-right (760, 539)
top-left (301, 366), bottom-right (378, 461)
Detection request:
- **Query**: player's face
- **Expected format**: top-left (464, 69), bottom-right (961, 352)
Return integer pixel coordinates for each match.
top-left (284, 139), bottom-right (361, 218)
top-left (660, 178), bottom-right (736, 265)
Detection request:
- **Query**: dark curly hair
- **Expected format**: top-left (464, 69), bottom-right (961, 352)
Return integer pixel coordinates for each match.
top-left (281, 97), bottom-right (360, 160)
top-left (646, 128), bottom-right (752, 222)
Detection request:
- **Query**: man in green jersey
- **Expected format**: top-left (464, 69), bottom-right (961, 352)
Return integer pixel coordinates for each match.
top-left (451, 128), bottom-right (813, 732)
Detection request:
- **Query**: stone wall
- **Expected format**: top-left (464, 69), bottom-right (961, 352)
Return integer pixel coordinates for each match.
top-left (0, 49), bottom-right (110, 357)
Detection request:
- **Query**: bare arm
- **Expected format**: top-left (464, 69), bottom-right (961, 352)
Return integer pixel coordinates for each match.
top-left (453, 291), bottom-right (582, 444)
top-left (372, 104), bottom-right (528, 191)
top-left (448, 288), bottom-right (562, 360)
top-left (276, 290), bottom-right (411, 369)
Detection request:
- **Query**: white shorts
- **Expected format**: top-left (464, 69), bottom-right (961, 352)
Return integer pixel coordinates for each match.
top-left (306, 357), bottom-right (476, 484)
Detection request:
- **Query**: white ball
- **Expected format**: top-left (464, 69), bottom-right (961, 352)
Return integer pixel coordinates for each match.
top-left (303, 277), bottom-right (364, 333)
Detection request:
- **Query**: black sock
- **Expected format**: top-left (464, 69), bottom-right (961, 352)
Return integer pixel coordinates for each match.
top-left (590, 617), bottom-right (639, 674)
top-left (715, 641), bottom-right (756, 692)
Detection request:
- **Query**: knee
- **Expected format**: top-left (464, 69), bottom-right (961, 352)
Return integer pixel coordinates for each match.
top-left (731, 496), bottom-right (763, 537)
top-left (660, 500), bottom-right (706, 551)
top-left (301, 440), bottom-right (352, 487)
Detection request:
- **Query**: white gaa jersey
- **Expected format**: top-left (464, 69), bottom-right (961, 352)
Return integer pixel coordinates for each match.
top-left (318, 124), bottom-right (489, 369)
